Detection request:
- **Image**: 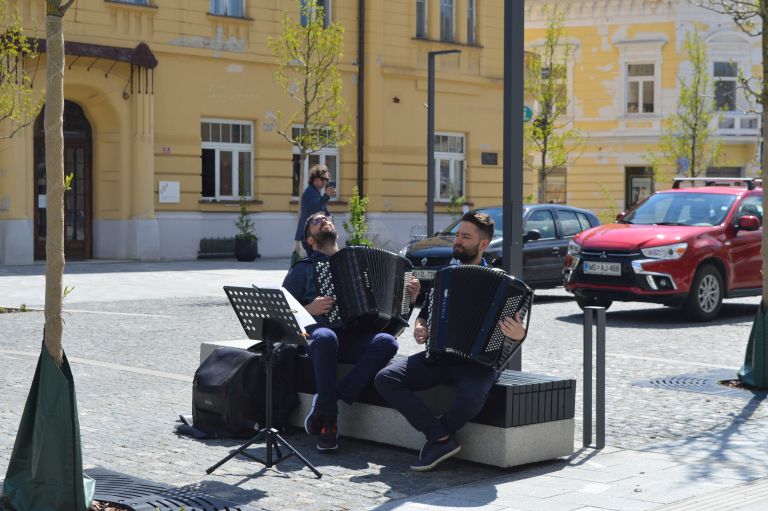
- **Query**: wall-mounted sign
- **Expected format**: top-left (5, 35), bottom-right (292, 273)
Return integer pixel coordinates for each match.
top-left (481, 152), bottom-right (498, 166)
top-left (523, 105), bottom-right (533, 123)
top-left (159, 181), bottom-right (180, 203)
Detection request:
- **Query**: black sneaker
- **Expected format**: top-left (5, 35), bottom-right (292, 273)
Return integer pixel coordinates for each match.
top-left (304, 394), bottom-right (322, 437)
top-left (317, 415), bottom-right (338, 452)
top-left (410, 437), bottom-right (461, 472)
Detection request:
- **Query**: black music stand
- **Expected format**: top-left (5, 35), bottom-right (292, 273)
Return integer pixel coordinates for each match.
top-left (206, 285), bottom-right (322, 478)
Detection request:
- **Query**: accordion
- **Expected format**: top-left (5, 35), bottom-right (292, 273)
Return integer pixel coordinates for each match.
top-left (426, 265), bottom-right (533, 371)
top-left (313, 246), bottom-right (414, 336)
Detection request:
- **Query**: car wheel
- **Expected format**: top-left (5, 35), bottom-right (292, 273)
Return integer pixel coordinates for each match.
top-left (683, 264), bottom-right (723, 321)
top-left (575, 295), bottom-right (612, 311)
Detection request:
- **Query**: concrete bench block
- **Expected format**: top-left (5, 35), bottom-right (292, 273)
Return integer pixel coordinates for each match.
top-left (288, 393), bottom-right (574, 468)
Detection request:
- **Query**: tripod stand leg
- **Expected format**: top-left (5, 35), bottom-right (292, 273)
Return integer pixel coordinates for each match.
top-left (273, 432), bottom-right (322, 478)
top-left (206, 430), bottom-right (266, 475)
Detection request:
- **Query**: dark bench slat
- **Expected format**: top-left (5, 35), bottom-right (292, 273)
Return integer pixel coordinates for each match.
top-left (293, 353), bottom-right (575, 429)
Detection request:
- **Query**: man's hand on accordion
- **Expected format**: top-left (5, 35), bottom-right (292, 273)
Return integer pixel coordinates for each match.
top-left (406, 278), bottom-right (421, 304)
top-left (413, 318), bottom-right (429, 345)
top-left (499, 312), bottom-right (526, 342)
top-left (306, 295), bottom-right (335, 316)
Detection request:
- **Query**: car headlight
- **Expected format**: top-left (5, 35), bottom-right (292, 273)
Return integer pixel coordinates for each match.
top-left (567, 239), bottom-right (582, 255)
top-left (641, 243), bottom-right (688, 260)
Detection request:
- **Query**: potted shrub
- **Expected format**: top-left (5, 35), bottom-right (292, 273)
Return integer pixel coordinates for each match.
top-left (234, 200), bottom-right (259, 261)
top-left (343, 186), bottom-right (373, 247)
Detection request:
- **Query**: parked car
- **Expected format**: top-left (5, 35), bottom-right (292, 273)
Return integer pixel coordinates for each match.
top-left (563, 178), bottom-right (763, 321)
top-left (399, 204), bottom-right (600, 291)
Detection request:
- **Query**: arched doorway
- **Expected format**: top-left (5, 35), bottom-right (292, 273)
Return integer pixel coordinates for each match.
top-left (33, 101), bottom-right (93, 260)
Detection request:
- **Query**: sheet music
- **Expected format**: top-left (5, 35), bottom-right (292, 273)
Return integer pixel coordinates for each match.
top-left (278, 286), bottom-right (317, 333)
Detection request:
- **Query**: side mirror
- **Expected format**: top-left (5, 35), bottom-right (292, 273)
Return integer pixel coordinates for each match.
top-left (737, 215), bottom-right (761, 231)
top-left (615, 211), bottom-right (626, 221)
top-left (523, 229), bottom-right (541, 242)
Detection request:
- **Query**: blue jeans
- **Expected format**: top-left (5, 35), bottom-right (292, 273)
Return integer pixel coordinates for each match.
top-left (374, 352), bottom-right (497, 442)
top-left (309, 327), bottom-right (398, 416)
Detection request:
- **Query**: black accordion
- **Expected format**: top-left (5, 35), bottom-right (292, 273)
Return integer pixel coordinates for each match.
top-left (313, 246), bottom-right (414, 336)
top-left (426, 265), bottom-right (533, 371)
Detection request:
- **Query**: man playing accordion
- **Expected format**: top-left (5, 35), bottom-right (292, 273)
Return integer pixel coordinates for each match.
top-left (283, 212), bottom-right (421, 452)
top-left (375, 212), bottom-right (527, 472)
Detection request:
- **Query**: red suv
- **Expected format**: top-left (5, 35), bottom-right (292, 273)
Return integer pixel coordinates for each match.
top-left (563, 178), bottom-right (762, 321)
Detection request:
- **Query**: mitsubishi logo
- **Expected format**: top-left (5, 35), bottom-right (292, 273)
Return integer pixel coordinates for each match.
top-left (421, 257), bottom-right (428, 266)
top-left (600, 251), bottom-right (608, 259)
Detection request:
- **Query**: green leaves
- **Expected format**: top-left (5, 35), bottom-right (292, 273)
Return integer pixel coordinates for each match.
top-left (234, 199), bottom-right (258, 241)
top-left (644, 31), bottom-right (721, 180)
top-left (343, 186), bottom-right (372, 247)
top-left (0, 1), bottom-right (44, 140)
top-left (268, 0), bottom-right (353, 159)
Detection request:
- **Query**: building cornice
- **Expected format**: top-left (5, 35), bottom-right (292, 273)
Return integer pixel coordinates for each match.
top-left (525, 0), bottom-right (677, 24)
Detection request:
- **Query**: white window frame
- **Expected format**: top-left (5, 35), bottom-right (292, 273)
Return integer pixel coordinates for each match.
top-left (615, 39), bottom-right (665, 118)
top-left (433, 132), bottom-right (465, 202)
top-left (416, 0), bottom-right (428, 39)
top-left (301, 0), bottom-right (332, 27)
top-left (625, 63), bottom-right (656, 115)
top-left (707, 32), bottom-right (758, 136)
top-left (467, 0), bottom-right (476, 45)
top-left (440, 0), bottom-right (455, 42)
top-left (292, 125), bottom-right (340, 199)
top-left (210, 0), bottom-right (244, 17)
top-left (713, 61), bottom-right (738, 112)
top-left (201, 118), bottom-right (254, 200)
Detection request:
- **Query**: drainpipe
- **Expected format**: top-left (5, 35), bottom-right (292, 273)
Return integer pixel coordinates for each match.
top-left (356, 0), bottom-right (365, 194)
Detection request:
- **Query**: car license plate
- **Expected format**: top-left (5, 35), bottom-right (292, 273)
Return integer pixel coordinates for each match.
top-left (583, 261), bottom-right (621, 276)
top-left (413, 269), bottom-right (436, 280)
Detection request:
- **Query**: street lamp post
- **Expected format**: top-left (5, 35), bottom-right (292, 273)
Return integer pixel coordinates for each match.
top-left (503, 0), bottom-right (525, 370)
top-left (427, 49), bottom-right (461, 237)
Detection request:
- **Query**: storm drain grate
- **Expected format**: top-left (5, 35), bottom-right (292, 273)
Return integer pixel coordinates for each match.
top-left (86, 467), bottom-right (259, 511)
top-left (633, 369), bottom-right (768, 400)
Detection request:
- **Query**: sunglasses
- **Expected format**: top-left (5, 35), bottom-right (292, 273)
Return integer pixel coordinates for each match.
top-left (310, 215), bottom-right (333, 226)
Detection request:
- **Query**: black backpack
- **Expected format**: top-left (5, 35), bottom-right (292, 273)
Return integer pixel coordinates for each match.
top-left (192, 343), bottom-right (299, 438)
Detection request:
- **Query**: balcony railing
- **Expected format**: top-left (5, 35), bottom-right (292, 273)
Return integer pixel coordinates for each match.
top-left (715, 112), bottom-right (760, 137)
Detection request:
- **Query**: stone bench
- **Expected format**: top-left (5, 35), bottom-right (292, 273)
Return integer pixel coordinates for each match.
top-left (200, 339), bottom-right (576, 468)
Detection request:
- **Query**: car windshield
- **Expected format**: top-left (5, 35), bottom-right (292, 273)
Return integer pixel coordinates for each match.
top-left (438, 208), bottom-right (509, 237)
top-left (622, 192), bottom-right (736, 227)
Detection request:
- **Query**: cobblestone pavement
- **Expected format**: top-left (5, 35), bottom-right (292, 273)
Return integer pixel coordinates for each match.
top-left (1, 259), bottom-right (767, 510)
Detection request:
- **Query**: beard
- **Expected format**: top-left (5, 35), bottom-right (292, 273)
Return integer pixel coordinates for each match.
top-left (311, 229), bottom-right (338, 248)
top-left (453, 243), bottom-right (480, 264)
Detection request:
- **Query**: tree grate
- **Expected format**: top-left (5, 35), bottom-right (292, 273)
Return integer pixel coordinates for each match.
top-left (632, 369), bottom-right (768, 400)
top-left (86, 467), bottom-right (259, 511)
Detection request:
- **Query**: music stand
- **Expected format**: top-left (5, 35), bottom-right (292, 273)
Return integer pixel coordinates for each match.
top-left (206, 285), bottom-right (322, 478)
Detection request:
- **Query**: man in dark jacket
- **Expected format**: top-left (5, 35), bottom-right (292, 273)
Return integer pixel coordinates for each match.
top-left (294, 164), bottom-right (336, 256)
top-left (283, 211), bottom-right (420, 451)
top-left (375, 212), bottom-right (526, 471)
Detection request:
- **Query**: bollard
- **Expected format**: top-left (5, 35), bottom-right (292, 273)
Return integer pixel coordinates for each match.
top-left (583, 306), bottom-right (605, 449)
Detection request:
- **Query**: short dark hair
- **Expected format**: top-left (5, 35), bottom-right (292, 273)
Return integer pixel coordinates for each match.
top-left (461, 211), bottom-right (494, 241)
top-left (304, 211), bottom-right (332, 240)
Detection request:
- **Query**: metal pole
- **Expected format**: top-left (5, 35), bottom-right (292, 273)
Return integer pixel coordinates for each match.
top-left (596, 307), bottom-right (606, 449)
top-left (583, 306), bottom-right (606, 449)
top-left (427, 50), bottom-right (461, 238)
top-left (503, 0), bottom-right (525, 370)
top-left (427, 53), bottom-right (435, 238)
top-left (583, 307), bottom-right (593, 447)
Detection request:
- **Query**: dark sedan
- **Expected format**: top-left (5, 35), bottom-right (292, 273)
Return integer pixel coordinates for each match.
top-left (399, 205), bottom-right (600, 289)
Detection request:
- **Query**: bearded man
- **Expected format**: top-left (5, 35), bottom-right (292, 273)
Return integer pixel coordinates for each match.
top-left (283, 211), bottom-right (420, 452)
top-left (374, 211), bottom-right (526, 472)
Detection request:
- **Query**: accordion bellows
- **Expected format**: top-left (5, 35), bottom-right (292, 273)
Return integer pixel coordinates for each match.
top-left (313, 246), bottom-right (414, 336)
top-left (426, 265), bottom-right (534, 371)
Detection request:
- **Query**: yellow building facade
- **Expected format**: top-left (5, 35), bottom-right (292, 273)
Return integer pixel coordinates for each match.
top-left (525, 0), bottom-right (762, 217)
top-left (0, 0), bottom-right (519, 264)
top-left (0, 1), bottom-right (760, 265)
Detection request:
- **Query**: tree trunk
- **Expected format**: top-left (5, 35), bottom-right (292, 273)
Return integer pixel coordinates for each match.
top-left (43, 6), bottom-right (67, 366)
